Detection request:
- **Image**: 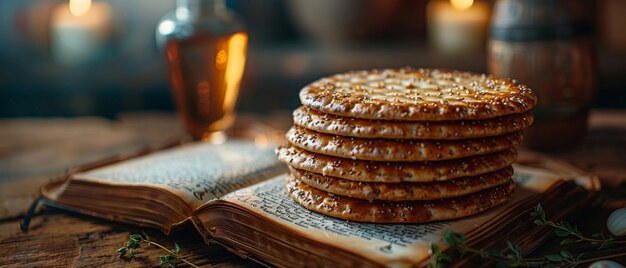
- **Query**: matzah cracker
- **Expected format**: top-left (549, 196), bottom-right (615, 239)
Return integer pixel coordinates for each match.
top-left (276, 145), bottom-right (516, 182)
top-left (285, 175), bottom-right (514, 223)
top-left (299, 68), bottom-right (537, 121)
top-left (287, 126), bottom-right (523, 161)
top-left (290, 166), bottom-right (513, 201)
top-left (293, 106), bottom-right (533, 140)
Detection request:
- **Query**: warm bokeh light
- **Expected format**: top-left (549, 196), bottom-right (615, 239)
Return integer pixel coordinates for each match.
top-left (451, 0), bottom-right (474, 10)
top-left (69, 0), bottom-right (92, 17)
top-left (223, 32), bottom-right (248, 113)
top-left (215, 49), bottom-right (227, 69)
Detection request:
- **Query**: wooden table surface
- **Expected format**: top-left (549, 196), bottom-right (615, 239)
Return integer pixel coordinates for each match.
top-left (1, 110), bottom-right (625, 267)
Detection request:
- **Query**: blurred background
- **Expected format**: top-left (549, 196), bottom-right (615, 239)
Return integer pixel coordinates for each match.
top-left (0, 0), bottom-right (625, 119)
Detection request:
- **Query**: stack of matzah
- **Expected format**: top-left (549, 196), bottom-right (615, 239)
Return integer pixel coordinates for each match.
top-left (276, 68), bottom-right (537, 223)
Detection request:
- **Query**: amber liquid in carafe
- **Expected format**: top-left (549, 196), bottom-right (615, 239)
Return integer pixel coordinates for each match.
top-left (166, 32), bottom-right (247, 140)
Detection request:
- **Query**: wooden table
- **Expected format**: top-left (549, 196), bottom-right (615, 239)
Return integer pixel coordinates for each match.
top-left (1, 110), bottom-right (625, 267)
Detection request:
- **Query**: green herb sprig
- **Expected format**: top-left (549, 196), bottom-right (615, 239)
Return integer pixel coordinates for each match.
top-left (117, 231), bottom-right (200, 268)
top-left (430, 230), bottom-right (546, 268)
top-left (531, 204), bottom-right (626, 249)
top-left (430, 204), bottom-right (626, 268)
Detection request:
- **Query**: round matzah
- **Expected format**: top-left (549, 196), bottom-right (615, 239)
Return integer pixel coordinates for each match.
top-left (290, 166), bottom-right (513, 201)
top-left (276, 145), bottom-right (517, 182)
top-left (293, 106), bottom-right (533, 140)
top-left (285, 175), bottom-right (515, 223)
top-left (299, 68), bottom-right (537, 121)
top-left (286, 126), bottom-right (523, 161)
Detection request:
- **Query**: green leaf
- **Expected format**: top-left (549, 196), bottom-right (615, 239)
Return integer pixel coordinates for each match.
top-left (554, 229), bottom-right (570, 237)
top-left (159, 255), bottom-right (171, 265)
top-left (126, 240), bottom-right (138, 249)
top-left (559, 221), bottom-right (573, 230)
top-left (559, 238), bottom-right (575, 245)
top-left (535, 204), bottom-right (545, 219)
top-left (560, 250), bottom-right (573, 258)
top-left (141, 230), bottom-right (150, 241)
top-left (505, 241), bottom-right (523, 258)
top-left (431, 243), bottom-right (439, 254)
top-left (128, 249), bottom-right (135, 258)
top-left (443, 230), bottom-right (453, 245)
top-left (129, 234), bottom-right (142, 241)
top-left (533, 219), bottom-right (544, 225)
top-left (543, 264), bottom-right (559, 268)
top-left (481, 249), bottom-right (500, 258)
top-left (514, 245), bottom-right (522, 257)
top-left (117, 247), bottom-right (127, 257)
top-left (173, 243), bottom-right (180, 254)
top-left (430, 242), bottom-right (452, 266)
top-left (429, 243), bottom-right (441, 268)
top-left (544, 254), bottom-right (563, 262)
top-left (443, 229), bottom-right (464, 246)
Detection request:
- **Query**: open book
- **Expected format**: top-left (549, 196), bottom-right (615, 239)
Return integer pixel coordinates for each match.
top-left (39, 140), bottom-right (599, 267)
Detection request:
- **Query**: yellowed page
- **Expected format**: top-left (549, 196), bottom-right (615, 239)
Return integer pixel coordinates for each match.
top-left (71, 140), bottom-right (285, 208)
top-left (219, 164), bottom-right (586, 268)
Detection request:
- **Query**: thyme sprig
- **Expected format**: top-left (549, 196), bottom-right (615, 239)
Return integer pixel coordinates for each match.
top-left (117, 231), bottom-right (200, 268)
top-left (430, 204), bottom-right (626, 268)
top-left (531, 204), bottom-right (626, 249)
top-left (430, 230), bottom-right (546, 268)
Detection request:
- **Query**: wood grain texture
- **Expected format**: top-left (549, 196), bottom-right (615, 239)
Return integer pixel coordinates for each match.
top-left (0, 210), bottom-right (259, 267)
top-left (0, 110), bottom-right (625, 267)
top-left (0, 234), bottom-right (80, 267)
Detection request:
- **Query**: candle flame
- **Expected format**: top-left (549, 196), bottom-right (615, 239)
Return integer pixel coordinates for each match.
top-left (70, 0), bottom-right (91, 17)
top-left (450, 0), bottom-right (474, 10)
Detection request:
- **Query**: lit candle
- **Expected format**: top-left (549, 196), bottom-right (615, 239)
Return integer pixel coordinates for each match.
top-left (51, 0), bottom-right (112, 65)
top-left (427, 0), bottom-right (489, 54)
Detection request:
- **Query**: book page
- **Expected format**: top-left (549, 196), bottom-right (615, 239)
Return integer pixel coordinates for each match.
top-left (220, 164), bottom-right (568, 266)
top-left (73, 140), bottom-right (286, 208)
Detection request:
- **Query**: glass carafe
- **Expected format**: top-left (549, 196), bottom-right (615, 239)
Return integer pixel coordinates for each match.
top-left (157, 0), bottom-right (248, 141)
